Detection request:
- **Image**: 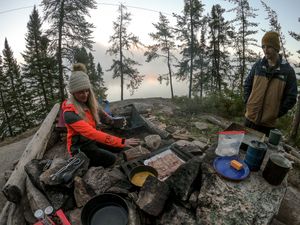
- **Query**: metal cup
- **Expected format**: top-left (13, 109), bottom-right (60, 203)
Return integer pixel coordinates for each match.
top-left (244, 140), bottom-right (267, 171)
top-left (268, 129), bottom-right (282, 145)
top-left (262, 153), bottom-right (291, 185)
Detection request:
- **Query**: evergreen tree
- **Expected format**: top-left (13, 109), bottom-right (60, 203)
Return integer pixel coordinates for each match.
top-left (73, 46), bottom-right (89, 65)
top-left (41, 0), bottom-right (97, 102)
top-left (174, 0), bottom-right (204, 98)
top-left (0, 55), bottom-right (13, 137)
top-left (2, 39), bottom-right (29, 134)
top-left (106, 4), bottom-right (143, 100)
top-left (226, 0), bottom-right (258, 94)
top-left (73, 47), bottom-right (107, 98)
top-left (193, 15), bottom-right (209, 98)
top-left (289, 18), bottom-right (300, 140)
top-left (22, 6), bottom-right (59, 122)
top-left (261, 0), bottom-right (291, 61)
top-left (144, 12), bottom-right (177, 98)
top-left (207, 4), bottom-right (232, 93)
top-left (96, 62), bottom-right (107, 99)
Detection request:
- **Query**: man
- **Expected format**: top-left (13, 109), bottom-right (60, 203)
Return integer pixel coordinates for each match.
top-left (244, 31), bottom-right (298, 135)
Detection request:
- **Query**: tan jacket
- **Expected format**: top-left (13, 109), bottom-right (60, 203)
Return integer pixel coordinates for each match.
top-left (244, 56), bottom-right (297, 127)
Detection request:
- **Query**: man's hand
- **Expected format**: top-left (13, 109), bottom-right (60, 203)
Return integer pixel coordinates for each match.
top-left (125, 138), bottom-right (141, 148)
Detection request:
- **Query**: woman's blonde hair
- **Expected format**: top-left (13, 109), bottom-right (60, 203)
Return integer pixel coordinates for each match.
top-left (70, 63), bottom-right (100, 124)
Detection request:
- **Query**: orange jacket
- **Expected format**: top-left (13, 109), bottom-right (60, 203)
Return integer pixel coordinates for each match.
top-left (62, 100), bottom-right (125, 155)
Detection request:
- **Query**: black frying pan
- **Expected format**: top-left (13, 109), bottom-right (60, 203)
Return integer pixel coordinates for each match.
top-left (81, 193), bottom-right (129, 225)
top-left (129, 165), bottom-right (158, 187)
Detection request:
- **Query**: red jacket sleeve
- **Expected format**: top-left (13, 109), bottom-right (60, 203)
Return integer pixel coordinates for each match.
top-left (69, 120), bottom-right (125, 148)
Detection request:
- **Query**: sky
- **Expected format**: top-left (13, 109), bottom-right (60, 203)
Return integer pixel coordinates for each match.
top-left (0, 0), bottom-right (299, 101)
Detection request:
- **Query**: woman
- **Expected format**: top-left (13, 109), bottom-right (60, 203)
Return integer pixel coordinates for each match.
top-left (62, 63), bottom-right (140, 167)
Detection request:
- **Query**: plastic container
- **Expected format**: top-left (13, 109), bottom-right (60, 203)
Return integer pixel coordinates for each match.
top-left (215, 131), bottom-right (245, 156)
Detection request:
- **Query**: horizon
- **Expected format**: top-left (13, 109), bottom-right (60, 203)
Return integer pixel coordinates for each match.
top-left (0, 0), bottom-right (299, 101)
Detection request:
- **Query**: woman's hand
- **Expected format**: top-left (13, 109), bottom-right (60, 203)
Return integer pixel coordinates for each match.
top-left (125, 138), bottom-right (141, 147)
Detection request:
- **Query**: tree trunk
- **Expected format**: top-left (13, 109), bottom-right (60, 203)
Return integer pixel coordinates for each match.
top-left (2, 103), bottom-right (60, 203)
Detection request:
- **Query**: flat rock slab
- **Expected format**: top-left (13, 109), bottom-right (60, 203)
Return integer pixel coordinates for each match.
top-left (197, 163), bottom-right (287, 225)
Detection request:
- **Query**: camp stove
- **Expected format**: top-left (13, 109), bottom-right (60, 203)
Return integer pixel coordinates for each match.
top-left (33, 207), bottom-right (71, 225)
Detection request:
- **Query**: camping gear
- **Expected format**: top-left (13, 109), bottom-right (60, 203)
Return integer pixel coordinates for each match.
top-left (215, 131), bottom-right (245, 156)
top-left (213, 156), bottom-right (250, 181)
top-left (81, 193), bottom-right (129, 225)
top-left (129, 165), bottom-right (158, 187)
top-left (268, 129), bottom-right (282, 145)
top-left (49, 152), bottom-right (86, 183)
top-left (262, 153), bottom-right (291, 185)
top-left (34, 208), bottom-right (71, 225)
top-left (112, 116), bottom-right (127, 129)
top-left (244, 140), bottom-right (267, 171)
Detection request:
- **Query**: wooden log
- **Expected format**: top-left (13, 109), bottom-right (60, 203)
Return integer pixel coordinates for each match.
top-left (2, 103), bottom-right (60, 203)
top-left (140, 114), bottom-right (170, 139)
top-left (205, 116), bottom-right (229, 129)
top-left (26, 176), bottom-right (51, 212)
top-left (0, 201), bottom-right (26, 225)
top-left (284, 153), bottom-right (300, 167)
top-left (0, 202), bottom-right (10, 225)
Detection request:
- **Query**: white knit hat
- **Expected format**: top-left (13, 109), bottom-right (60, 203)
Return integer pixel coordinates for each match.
top-left (68, 70), bottom-right (91, 94)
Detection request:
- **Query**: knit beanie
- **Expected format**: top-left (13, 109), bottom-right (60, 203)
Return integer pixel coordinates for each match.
top-left (68, 64), bottom-right (91, 94)
top-left (262, 31), bottom-right (280, 51)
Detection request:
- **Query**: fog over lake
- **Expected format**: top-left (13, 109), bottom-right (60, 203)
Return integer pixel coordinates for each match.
top-left (93, 43), bottom-right (189, 101)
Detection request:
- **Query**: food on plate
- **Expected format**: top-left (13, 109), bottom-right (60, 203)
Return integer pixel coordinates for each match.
top-left (230, 159), bottom-right (243, 170)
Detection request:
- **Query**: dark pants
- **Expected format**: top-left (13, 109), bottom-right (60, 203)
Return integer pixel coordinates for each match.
top-left (75, 141), bottom-right (122, 167)
top-left (244, 118), bottom-right (274, 136)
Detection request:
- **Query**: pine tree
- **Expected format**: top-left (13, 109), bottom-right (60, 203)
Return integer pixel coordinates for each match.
top-left (73, 47), bottom-right (89, 65)
top-left (2, 39), bottom-right (29, 134)
top-left (0, 55), bottom-right (13, 137)
top-left (106, 4), bottom-right (143, 100)
top-left (22, 6), bottom-right (59, 122)
top-left (174, 0), bottom-right (204, 98)
top-left (207, 4), bottom-right (233, 93)
top-left (192, 15), bottom-right (209, 98)
top-left (41, 0), bottom-right (97, 102)
top-left (226, 0), bottom-right (258, 94)
top-left (96, 62), bottom-right (107, 99)
top-left (73, 47), bottom-right (107, 98)
top-left (289, 18), bottom-right (300, 140)
top-left (144, 12), bottom-right (177, 98)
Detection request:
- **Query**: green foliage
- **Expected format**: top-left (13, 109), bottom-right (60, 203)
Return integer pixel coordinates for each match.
top-left (41, 0), bottom-right (97, 101)
top-left (22, 7), bottom-right (59, 123)
top-left (174, 0), bottom-right (205, 98)
top-left (173, 90), bottom-right (244, 118)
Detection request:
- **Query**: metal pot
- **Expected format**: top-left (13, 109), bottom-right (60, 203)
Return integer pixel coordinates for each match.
top-left (81, 193), bottom-right (129, 225)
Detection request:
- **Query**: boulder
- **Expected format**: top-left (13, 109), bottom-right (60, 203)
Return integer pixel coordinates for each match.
top-left (144, 134), bottom-right (161, 150)
top-left (136, 176), bottom-right (170, 216)
top-left (274, 186), bottom-right (300, 225)
top-left (197, 162), bottom-right (287, 225)
top-left (157, 203), bottom-right (198, 225)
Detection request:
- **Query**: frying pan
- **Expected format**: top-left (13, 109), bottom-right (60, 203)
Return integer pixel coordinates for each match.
top-left (81, 193), bottom-right (129, 225)
top-left (129, 165), bottom-right (158, 187)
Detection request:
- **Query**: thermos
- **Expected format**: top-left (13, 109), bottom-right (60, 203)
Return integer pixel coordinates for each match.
top-left (244, 140), bottom-right (267, 171)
